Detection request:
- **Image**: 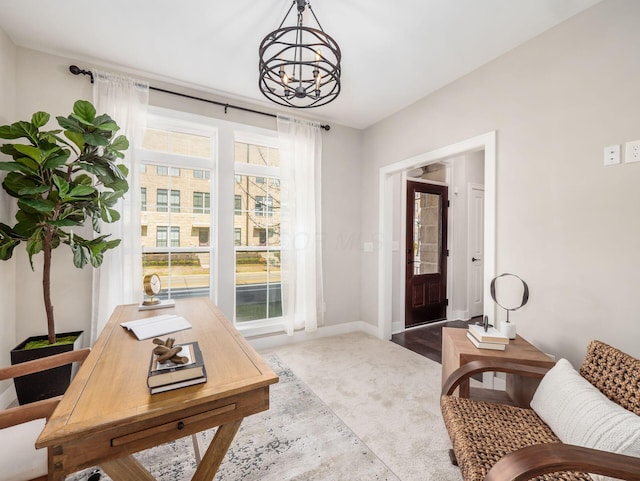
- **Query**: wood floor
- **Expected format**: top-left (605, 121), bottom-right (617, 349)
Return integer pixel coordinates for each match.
top-left (391, 318), bottom-right (478, 364)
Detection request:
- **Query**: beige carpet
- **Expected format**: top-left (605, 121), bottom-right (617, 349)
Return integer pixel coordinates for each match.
top-left (264, 331), bottom-right (462, 481)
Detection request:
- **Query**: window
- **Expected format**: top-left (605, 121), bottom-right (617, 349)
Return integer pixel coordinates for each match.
top-left (170, 226), bottom-right (180, 247)
top-left (140, 116), bottom-right (215, 301)
top-left (193, 170), bottom-right (210, 179)
top-left (157, 189), bottom-right (168, 212)
top-left (234, 138), bottom-right (281, 323)
top-left (170, 190), bottom-right (180, 213)
top-left (141, 225), bottom-right (147, 237)
top-left (141, 187), bottom-right (147, 211)
top-left (198, 228), bottom-right (210, 247)
top-left (156, 226), bottom-right (168, 247)
top-left (193, 192), bottom-right (210, 214)
top-left (157, 166), bottom-right (180, 176)
top-left (255, 195), bottom-right (273, 216)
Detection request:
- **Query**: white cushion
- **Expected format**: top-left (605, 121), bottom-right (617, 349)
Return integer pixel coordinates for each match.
top-left (531, 358), bottom-right (640, 481)
top-left (0, 418), bottom-right (48, 481)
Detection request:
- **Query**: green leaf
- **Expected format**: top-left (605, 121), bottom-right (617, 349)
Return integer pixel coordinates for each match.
top-left (71, 243), bottom-right (88, 268)
top-left (94, 114), bottom-right (120, 131)
top-left (53, 175), bottom-right (69, 197)
top-left (100, 206), bottom-right (121, 223)
top-left (82, 131), bottom-right (110, 146)
top-left (3, 172), bottom-right (36, 197)
top-left (72, 100), bottom-right (96, 123)
top-left (48, 218), bottom-right (80, 227)
top-left (17, 185), bottom-right (49, 195)
top-left (15, 156), bottom-right (40, 173)
top-left (110, 135), bottom-right (129, 152)
top-left (0, 236), bottom-right (20, 260)
top-left (18, 198), bottom-right (55, 213)
top-left (74, 174), bottom-right (92, 185)
top-left (0, 124), bottom-right (22, 139)
top-left (31, 112), bottom-right (50, 129)
top-left (63, 130), bottom-right (84, 150)
top-left (56, 116), bottom-right (83, 133)
top-left (68, 184), bottom-right (96, 197)
top-left (11, 121), bottom-right (40, 145)
top-left (14, 144), bottom-right (43, 163)
top-left (26, 233), bottom-right (44, 265)
top-left (42, 152), bottom-right (70, 170)
top-left (0, 162), bottom-right (33, 173)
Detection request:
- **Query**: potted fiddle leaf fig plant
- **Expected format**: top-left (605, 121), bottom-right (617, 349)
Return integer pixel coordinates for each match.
top-left (0, 100), bottom-right (129, 404)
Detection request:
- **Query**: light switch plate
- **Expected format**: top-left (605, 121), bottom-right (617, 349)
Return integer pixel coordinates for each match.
top-left (625, 140), bottom-right (640, 163)
top-left (604, 145), bottom-right (621, 166)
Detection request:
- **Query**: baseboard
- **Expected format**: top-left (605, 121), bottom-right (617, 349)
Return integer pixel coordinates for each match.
top-left (248, 320), bottom-right (377, 351)
top-left (391, 321), bottom-right (403, 334)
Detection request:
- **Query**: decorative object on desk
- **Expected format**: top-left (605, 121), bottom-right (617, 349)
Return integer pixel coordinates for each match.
top-left (148, 341), bottom-right (206, 391)
top-left (490, 272), bottom-right (529, 339)
top-left (468, 323), bottom-right (509, 349)
top-left (466, 331), bottom-right (506, 351)
top-left (139, 273), bottom-right (176, 310)
top-left (121, 314), bottom-right (192, 340)
top-left (152, 337), bottom-right (188, 364)
top-left (0, 100), bottom-right (129, 404)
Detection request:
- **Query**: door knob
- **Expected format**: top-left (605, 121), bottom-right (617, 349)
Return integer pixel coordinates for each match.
top-left (472, 257), bottom-right (481, 262)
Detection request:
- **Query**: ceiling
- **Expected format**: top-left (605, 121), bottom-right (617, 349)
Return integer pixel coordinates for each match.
top-left (0, 0), bottom-right (602, 129)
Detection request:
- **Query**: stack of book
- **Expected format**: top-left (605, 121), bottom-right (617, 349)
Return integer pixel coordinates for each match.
top-left (147, 341), bottom-right (207, 394)
top-left (467, 323), bottom-right (509, 350)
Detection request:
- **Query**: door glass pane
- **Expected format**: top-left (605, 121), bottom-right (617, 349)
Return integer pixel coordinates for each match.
top-left (413, 192), bottom-right (440, 275)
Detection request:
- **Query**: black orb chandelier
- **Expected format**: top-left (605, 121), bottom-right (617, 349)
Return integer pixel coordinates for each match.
top-left (259, 0), bottom-right (341, 108)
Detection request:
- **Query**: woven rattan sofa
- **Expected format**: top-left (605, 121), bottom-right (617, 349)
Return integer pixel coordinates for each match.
top-left (441, 340), bottom-right (640, 481)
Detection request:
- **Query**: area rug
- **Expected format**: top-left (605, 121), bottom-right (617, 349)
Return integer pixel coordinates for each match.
top-left (65, 353), bottom-right (399, 481)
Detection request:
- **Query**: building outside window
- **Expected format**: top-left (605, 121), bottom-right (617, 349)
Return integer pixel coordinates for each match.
top-left (157, 189), bottom-right (168, 212)
top-left (170, 190), bottom-right (180, 213)
top-left (255, 195), bottom-right (273, 217)
top-left (193, 192), bottom-right (210, 214)
top-left (234, 137), bottom-right (282, 323)
top-left (141, 187), bottom-right (147, 211)
top-left (140, 119), bottom-right (214, 301)
top-left (156, 226), bottom-right (168, 247)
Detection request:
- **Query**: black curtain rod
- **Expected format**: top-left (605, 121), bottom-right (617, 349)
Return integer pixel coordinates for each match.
top-left (68, 65), bottom-right (330, 131)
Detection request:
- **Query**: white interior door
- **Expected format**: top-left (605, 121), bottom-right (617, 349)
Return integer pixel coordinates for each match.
top-left (468, 184), bottom-right (484, 318)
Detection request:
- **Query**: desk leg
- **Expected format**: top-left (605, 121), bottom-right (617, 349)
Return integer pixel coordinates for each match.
top-left (191, 418), bottom-right (243, 481)
top-left (101, 455), bottom-right (156, 481)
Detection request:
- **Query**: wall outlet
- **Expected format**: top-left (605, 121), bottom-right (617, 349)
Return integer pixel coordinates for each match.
top-left (625, 140), bottom-right (640, 163)
top-left (604, 145), bottom-right (621, 166)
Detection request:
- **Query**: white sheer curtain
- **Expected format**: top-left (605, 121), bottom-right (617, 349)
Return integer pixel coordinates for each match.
top-left (277, 115), bottom-right (324, 335)
top-left (91, 70), bottom-right (149, 343)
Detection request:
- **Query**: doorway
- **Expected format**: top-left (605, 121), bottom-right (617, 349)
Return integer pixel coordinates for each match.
top-left (405, 181), bottom-right (448, 327)
top-left (467, 184), bottom-right (484, 318)
top-left (377, 131), bottom-right (496, 341)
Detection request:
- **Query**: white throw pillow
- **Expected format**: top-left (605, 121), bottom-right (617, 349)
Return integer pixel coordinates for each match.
top-left (531, 358), bottom-right (640, 481)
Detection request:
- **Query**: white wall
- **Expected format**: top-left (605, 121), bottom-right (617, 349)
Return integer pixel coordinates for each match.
top-left (361, 0), bottom-right (640, 366)
top-left (0, 26), bottom-right (17, 399)
top-left (8, 47), bottom-right (363, 342)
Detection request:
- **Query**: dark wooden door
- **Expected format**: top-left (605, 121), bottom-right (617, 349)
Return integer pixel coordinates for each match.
top-left (405, 181), bottom-right (448, 327)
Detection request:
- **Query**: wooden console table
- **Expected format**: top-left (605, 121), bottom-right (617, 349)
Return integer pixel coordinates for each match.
top-left (441, 327), bottom-right (555, 407)
top-left (37, 298), bottom-right (278, 481)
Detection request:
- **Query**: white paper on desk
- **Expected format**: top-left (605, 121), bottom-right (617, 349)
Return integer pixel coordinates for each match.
top-left (120, 314), bottom-right (192, 340)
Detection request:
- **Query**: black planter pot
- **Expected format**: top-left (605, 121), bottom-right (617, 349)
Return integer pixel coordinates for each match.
top-left (10, 331), bottom-right (84, 405)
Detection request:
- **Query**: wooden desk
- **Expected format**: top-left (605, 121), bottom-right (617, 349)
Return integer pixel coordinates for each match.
top-left (441, 327), bottom-right (555, 407)
top-left (37, 298), bottom-right (278, 481)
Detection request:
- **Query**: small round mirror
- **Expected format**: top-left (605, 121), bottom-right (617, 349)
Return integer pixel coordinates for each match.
top-left (490, 273), bottom-right (529, 323)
